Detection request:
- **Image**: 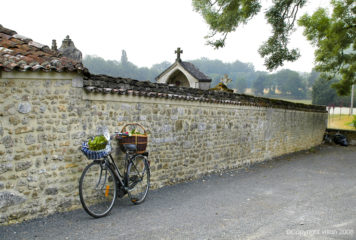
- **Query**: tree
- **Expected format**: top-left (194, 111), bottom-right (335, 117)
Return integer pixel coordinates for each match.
top-left (192, 0), bottom-right (307, 70)
top-left (121, 50), bottom-right (128, 65)
top-left (151, 61), bottom-right (171, 73)
top-left (236, 76), bottom-right (247, 93)
top-left (298, 0), bottom-right (356, 96)
top-left (312, 77), bottom-right (338, 105)
top-left (272, 69), bottom-right (306, 98)
top-left (253, 73), bottom-right (267, 96)
top-left (193, 0), bottom-right (355, 92)
top-left (307, 70), bottom-right (320, 88)
top-left (312, 76), bottom-right (355, 106)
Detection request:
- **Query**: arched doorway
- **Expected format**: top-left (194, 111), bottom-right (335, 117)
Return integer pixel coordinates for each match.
top-left (167, 70), bottom-right (190, 87)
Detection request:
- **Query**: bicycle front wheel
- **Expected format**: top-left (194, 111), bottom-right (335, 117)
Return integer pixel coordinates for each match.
top-left (79, 161), bottom-right (117, 218)
top-left (127, 155), bottom-right (150, 204)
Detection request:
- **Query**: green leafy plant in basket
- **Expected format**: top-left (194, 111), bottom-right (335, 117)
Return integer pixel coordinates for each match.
top-left (129, 129), bottom-right (143, 135)
top-left (88, 135), bottom-right (108, 151)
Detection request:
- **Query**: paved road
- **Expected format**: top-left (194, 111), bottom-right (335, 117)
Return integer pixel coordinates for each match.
top-left (1, 145), bottom-right (356, 240)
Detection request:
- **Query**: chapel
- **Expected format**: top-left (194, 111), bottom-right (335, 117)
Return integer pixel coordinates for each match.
top-left (155, 48), bottom-right (212, 90)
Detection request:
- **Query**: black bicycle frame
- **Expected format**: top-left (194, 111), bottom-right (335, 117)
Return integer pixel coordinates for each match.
top-left (105, 152), bottom-right (136, 191)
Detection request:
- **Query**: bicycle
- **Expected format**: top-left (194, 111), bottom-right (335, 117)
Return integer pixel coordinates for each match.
top-left (79, 130), bottom-right (150, 218)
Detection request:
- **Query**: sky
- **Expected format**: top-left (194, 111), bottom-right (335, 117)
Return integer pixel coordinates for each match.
top-left (1, 0), bottom-right (331, 73)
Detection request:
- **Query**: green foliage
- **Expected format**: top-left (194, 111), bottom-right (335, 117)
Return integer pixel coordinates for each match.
top-left (252, 69), bottom-right (307, 99)
top-left (258, 0), bottom-right (306, 70)
top-left (88, 135), bottom-right (108, 151)
top-left (273, 69), bottom-right (306, 99)
top-left (235, 77), bottom-right (247, 93)
top-left (83, 54), bottom-right (258, 87)
top-left (307, 70), bottom-right (320, 88)
top-left (84, 51), bottom-right (315, 100)
top-left (312, 75), bottom-right (356, 106)
top-left (193, 0), bottom-right (355, 92)
top-left (253, 73), bottom-right (267, 96)
top-left (190, 58), bottom-right (257, 89)
top-left (193, 0), bottom-right (307, 70)
top-left (83, 53), bottom-right (169, 82)
top-left (353, 116), bottom-right (356, 129)
top-left (192, 0), bottom-right (261, 48)
top-left (312, 77), bottom-right (338, 105)
top-left (130, 129), bottom-right (143, 135)
top-left (298, 0), bottom-right (356, 95)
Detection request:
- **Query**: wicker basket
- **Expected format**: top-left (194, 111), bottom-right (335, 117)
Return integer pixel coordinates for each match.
top-left (118, 123), bottom-right (148, 154)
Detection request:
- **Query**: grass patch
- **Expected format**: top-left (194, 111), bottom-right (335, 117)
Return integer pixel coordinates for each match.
top-left (272, 98), bottom-right (312, 105)
top-left (328, 114), bottom-right (356, 130)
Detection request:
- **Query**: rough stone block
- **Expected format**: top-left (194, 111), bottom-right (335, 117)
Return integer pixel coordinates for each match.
top-left (9, 116), bottom-right (20, 125)
top-left (18, 102), bottom-right (31, 114)
top-left (15, 161), bottom-right (32, 171)
top-left (45, 188), bottom-right (58, 195)
top-left (15, 127), bottom-right (33, 134)
top-left (25, 134), bottom-right (36, 145)
top-left (0, 163), bottom-right (13, 174)
top-left (175, 120), bottom-right (183, 131)
top-left (72, 77), bottom-right (83, 88)
top-left (2, 136), bottom-right (13, 148)
top-left (0, 191), bottom-right (26, 209)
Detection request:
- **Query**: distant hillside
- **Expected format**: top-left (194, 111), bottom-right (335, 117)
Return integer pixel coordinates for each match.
top-left (85, 51), bottom-right (353, 103)
top-left (82, 52), bottom-right (259, 90)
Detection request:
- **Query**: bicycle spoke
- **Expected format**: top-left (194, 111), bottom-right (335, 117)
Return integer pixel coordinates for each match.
top-left (79, 162), bottom-right (117, 218)
top-left (127, 156), bottom-right (150, 204)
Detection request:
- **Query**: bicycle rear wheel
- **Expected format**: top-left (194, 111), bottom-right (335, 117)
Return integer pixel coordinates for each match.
top-left (127, 155), bottom-right (150, 204)
top-left (79, 161), bottom-right (117, 218)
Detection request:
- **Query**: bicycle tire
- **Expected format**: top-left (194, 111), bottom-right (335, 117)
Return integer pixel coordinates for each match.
top-left (127, 155), bottom-right (150, 204)
top-left (79, 161), bottom-right (117, 218)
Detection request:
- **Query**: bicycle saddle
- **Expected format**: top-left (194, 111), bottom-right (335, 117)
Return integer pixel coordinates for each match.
top-left (124, 144), bottom-right (137, 151)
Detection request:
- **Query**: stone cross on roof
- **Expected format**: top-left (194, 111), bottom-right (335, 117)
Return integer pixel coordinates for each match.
top-left (175, 47), bottom-right (183, 62)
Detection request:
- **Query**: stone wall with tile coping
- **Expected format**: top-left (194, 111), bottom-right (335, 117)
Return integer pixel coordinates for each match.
top-left (0, 71), bottom-right (327, 225)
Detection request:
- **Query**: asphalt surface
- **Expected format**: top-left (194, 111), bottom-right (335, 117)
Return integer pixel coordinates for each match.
top-left (1, 145), bottom-right (356, 240)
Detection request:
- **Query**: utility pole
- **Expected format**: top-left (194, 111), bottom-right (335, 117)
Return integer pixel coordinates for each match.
top-left (351, 84), bottom-right (354, 115)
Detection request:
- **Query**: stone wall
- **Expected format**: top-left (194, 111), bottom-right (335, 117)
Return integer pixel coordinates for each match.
top-left (0, 71), bottom-right (327, 225)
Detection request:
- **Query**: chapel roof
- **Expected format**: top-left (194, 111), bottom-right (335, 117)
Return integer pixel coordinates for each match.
top-left (180, 61), bottom-right (211, 82)
top-left (0, 24), bottom-right (86, 73)
top-left (155, 61), bottom-right (211, 82)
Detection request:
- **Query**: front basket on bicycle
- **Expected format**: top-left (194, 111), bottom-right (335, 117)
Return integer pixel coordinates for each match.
top-left (117, 123), bottom-right (148, 154)
top-left (81, 141), bottom-right (111, 160)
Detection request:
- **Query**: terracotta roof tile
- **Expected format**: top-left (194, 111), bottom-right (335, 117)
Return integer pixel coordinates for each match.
top-left (0, 24), bottom-right (86, 73)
